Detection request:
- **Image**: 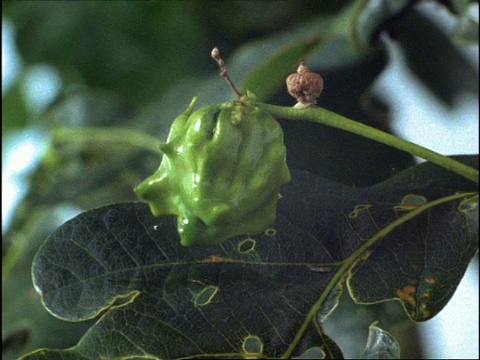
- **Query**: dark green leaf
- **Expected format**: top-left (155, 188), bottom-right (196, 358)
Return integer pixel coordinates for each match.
top-left (394, 10), bottom-right (479, 106)
top-left (29, 200), bottom-right (334, 358)
top-left (352, 0), bottom-right (413, 49)
top-left (346, 157), bottom-right (478, 321)
top-left (24, 155), bottom-right (477, 358)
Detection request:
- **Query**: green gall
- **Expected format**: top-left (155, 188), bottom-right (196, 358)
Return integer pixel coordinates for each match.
top-left (134, 97), bottom-right (291, 246)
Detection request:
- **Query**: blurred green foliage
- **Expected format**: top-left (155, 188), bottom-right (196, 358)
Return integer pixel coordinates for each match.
top-left (2, 0), bottom-right (346, 108)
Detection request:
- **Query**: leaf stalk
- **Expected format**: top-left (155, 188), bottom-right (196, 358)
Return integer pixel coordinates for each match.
top-left (259, 103), bottom-right (479, 184)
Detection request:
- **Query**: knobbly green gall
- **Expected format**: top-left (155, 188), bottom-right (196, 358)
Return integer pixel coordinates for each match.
top-left (134, 97), bottom-right (291, 246)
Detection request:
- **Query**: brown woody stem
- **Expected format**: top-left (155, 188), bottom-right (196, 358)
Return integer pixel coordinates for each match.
top-left (211, 47), bottom-right (243, 98)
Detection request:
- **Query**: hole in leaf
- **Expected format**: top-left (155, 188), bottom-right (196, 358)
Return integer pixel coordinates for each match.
top-left (307, 265), bottom-right (333, 273)
top-left (264, 228), bottom-right (276, 236)
top-left (348, 204), bottom-right (372, 218)
top-left (193, 285), bottom-right (219, 307)
top-left (393, 194), bottom-right (427, 211)
top-left (242, 335), bottom-right (263, 355)
top-left (238, 238), bottom-right (256, 253)
top-left (458, 195), bottom-right (478, 213)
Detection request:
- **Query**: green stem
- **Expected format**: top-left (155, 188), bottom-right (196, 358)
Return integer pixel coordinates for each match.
top-left (260, 103), bottom-right (479, 184)
top-left (53, 127), bottom-right (162, 154)
top-left (281, 191), bottom-right (477, 359)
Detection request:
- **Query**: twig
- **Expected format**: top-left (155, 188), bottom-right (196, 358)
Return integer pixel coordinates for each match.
top-left (211, 47), bottom-right (243, 98)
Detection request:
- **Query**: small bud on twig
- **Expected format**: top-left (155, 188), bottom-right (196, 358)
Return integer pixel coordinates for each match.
top-left (211, 47), bottom-right (243, 98)
top-left (286, 60), bottom-right (323, 106)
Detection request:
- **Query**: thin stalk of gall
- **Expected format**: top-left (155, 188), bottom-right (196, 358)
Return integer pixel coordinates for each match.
top-left (259, 103), bottom-right (479, 184)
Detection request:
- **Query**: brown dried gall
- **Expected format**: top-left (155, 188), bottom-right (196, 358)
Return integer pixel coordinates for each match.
top-left (286, 60), bottom-right (324, 105)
